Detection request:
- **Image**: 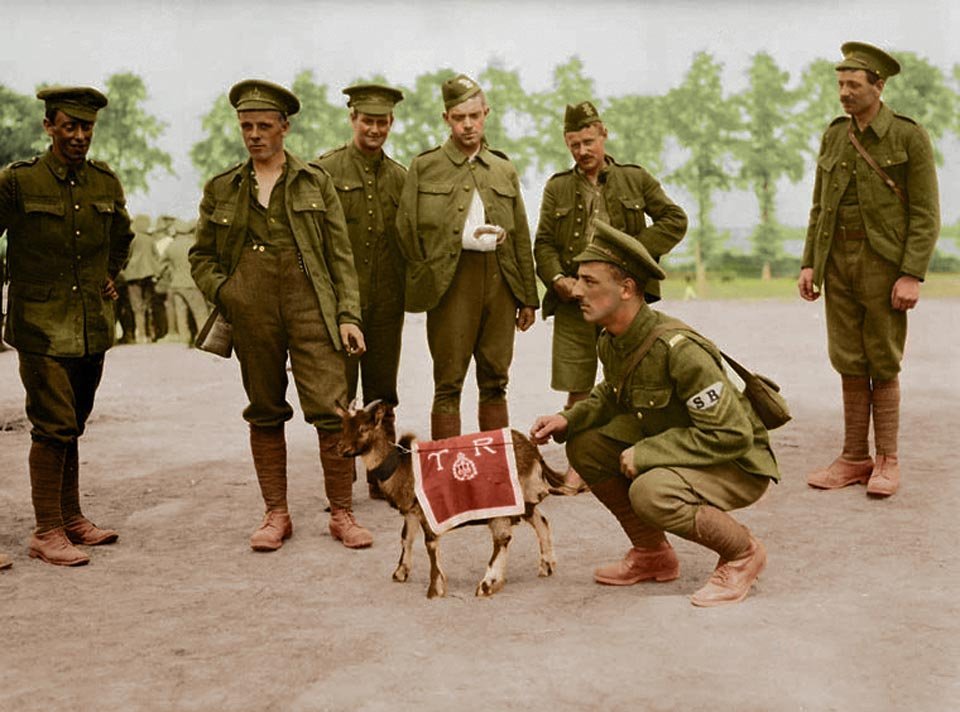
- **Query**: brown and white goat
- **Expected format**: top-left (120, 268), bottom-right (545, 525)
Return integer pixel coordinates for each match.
top-left (336, 401), bottom-right (566, 598)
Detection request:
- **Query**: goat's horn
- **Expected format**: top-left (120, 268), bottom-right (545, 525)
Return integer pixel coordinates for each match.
top-left (363, 399), bottom-right (384, 413)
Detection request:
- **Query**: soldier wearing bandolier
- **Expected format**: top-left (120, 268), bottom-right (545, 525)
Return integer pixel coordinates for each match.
top-left (0, 86), bottom-right (133, 566)
top-left (532, 221), bottom-right (779, 607)
top-left (190, 80), bottom-right (373, 551)
top-left (799, 42), bottom-right (940, 497)
top-left (535, 101), bottom-right (687, 494)
top-left (396, 73), bottom-right (539, 439)
top-left (317, 84), bottom-right (406, 499)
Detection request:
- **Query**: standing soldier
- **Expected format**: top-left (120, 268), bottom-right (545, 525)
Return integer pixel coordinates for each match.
top-left (121, 213), bottom-right (158, 343)
top-left (190, 79), bottom-right (373, 551)
top-left (317, 84), bottom-right (406, 499)
top-left (152, 215), bottom-right (178, 342)
top-left (799, 42), bottom-right (940, 497)
top-left (396, 73), bottom-right (539, 439)
top-left (163, 217), bottom-right (209, 344)
top-left (0, 87), bottom-right (133, 566)
top-left (535, 101), bottom-right (687, 494)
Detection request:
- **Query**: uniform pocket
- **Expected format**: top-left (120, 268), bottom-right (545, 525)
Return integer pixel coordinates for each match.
top-left (619, 197), bottom-right (647, 234)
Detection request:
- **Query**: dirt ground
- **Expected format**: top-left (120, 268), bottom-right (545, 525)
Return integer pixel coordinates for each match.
top-left (1, 298), bottom-right (958, 712)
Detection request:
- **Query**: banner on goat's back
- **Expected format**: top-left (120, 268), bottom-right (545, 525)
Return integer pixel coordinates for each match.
top-left (412, 428), bottom-right (524, 535)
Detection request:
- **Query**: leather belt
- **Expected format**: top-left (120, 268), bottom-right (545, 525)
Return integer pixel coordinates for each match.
top-left (834, 226), bottom-right (867, 240)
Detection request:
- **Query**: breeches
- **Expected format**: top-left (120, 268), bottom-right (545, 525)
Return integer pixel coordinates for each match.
top-left (824, 239), bottom-right (906, 380)
top-left (171, 286), bottom-right (210, 340)
top-left (221, 246), bottom-right (347, 432)
top-left (550, 300), bottom-right (600, 392)
top-left (18, 351), bottom-right (105, 444)
top-left (566, 428), bottom-right (769, 538)
top-left (426, 251), bottom-right (518, 414)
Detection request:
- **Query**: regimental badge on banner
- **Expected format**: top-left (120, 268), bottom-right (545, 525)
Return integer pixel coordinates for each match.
top-left (412, 428), bottom-right (524, 535)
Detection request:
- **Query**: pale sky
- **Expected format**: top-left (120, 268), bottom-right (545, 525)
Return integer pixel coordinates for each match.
top-left (2, 0), bottom-right (958, 226)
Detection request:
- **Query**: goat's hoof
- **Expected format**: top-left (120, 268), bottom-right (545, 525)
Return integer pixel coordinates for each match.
top-left (475, 578), bottom-right (504, 597)
top-left (392, 567), bottom-right (409, 583)
top-left (426, 585), bottom-right (446, 599)
top-left (538, 559), bottom-right (557, 577)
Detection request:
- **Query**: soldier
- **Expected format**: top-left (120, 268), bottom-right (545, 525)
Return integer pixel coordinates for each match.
top-left (0, 86), bottom-right (133, 566)
top-left (396, 73), bottom-right (539, 439)
top-left (152, 214), bottom-right (178, 342)
top-left (535, 100), bottom-right (687, 495)
top-left (799, 42), bottom-right (940, 497)
top-left (164, 217), bottom-right (209, 344)
top-left (189, 79), bottom-right (372, 551)
top-left (531, 221), bottom-right (779, 607)
top-left (317, 84), bottom-right (406, 499)
top-left (121, 213), bottom-right (159, 343)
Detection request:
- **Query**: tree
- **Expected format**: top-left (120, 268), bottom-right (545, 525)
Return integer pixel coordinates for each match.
top-left (0, 84), bottom-right (44, 165)
top-left (732, 52), bottom-right (807, 278)
top-left (882, 52), bottom-right (956, 163)
top-left (603, 93), bottom-right (668, 174)
top-left (478, 60), bottom-right (538, 175)
top-left (529, 56), bottom-right (598, 175)
top-left (190, 93), bottom-right (247, 183)
top-left (285, 70), bottom-right (351, 159)
top-left (90, 72), bottom-right (174, 197)
top-left (663, 52), bottom-right (740, 291)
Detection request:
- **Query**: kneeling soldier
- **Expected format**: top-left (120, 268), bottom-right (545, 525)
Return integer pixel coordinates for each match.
top-left (530, 221), bottom-right (780, 606)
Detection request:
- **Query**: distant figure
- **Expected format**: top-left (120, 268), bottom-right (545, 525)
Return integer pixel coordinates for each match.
top-left (317, 83), bottom-right (407, 500)
top-left (163, 217), bottom-right (208, 344)
top-left (534, 100), bottom-right (687, 495)
top-left (396, 73), bottom-right (539, 439)
top-left (0, 86), bottom-right (133, 566)
top-left (151, 214), bottom-right (177, 341)
top-left (682, 273), bottom-right (697, 301)
top-left (189, 79), bottom-right (372, 551)
top-left (799, 42), bottom-right (940, 497)
top-left (121, 213), bottom-right (159, 343)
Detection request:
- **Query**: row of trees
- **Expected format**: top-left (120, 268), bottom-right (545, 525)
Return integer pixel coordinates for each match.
top-left (3, 52), bottom-right (959, 281)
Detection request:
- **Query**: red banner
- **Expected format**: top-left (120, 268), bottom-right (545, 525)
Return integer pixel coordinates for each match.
top-left (412, 428), bottom-right (524, 534)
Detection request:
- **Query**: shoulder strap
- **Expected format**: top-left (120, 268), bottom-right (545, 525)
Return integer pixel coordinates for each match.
top-left (847, 121), bottom-right (906, 205)
top-left (615, 318), bottom-right (690, 398)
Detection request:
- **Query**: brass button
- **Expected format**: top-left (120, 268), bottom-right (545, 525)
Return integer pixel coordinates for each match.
top-left (367, 180), bottom-right (373, 186)
top-left (259, 245), bottom-right (265, 252)
top-left (311, 202), bottom-right (318, 208)
top-left (576, 218), bottom-right (581, 223)
top-left (463, 186), bottom-right (470, 191)
top-left (367, 226), bottom-right (373, 232)
top-left (368, 209), bottom-right (374, 215)
top-left (74, 204), bottom-right (80, 211)
top-left (458, 206), bottom-right (464, 211)
top-left (75, 230), bottom-right (81, 236)
top-left (574, 231), bottom-right (580, 237)
top-left (221, 218), bottom-right (228, 223)
top-left (71, 285), bottom-right (78, 292)
top-left (367, 194), bottom-right (373, 200)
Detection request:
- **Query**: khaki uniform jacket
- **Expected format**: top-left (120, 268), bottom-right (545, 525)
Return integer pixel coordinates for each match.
top-left (803, 103), bottom-right (940, 286)
top-left (559, 304), bottom-right (779, 481)
top-left (396, 139), bottom-right (539, 313)
top-left (316, 142), bottom-right (406, 309)
top-left (0, 150), bottom-right (133, 356)
top-left (189, 151), bottom-right (361, 351)
top-left (535, 156), bottom-right (687, 316)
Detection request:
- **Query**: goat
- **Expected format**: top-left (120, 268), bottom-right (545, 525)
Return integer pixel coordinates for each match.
top-left (336, 401), bottom-right (566, 598)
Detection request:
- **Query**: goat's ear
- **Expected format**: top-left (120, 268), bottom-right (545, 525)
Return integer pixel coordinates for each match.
top-left (373, 402), bottom-right (386, 426)
top-left (334, 400), bottom-right (349, 418)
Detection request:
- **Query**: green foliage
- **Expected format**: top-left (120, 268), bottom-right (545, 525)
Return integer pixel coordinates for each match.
top-left (732, 52), bottom-right (808, 268)
top-left (604, 94), bottom-right (667, 174)
top-left (528, 56), bottom-right (597, 175)
top-left (478, 61), bottom-right (539, 174)
top-left (0, 84), bottom-right (44, 165)
top-left (286, 70), bottom-right (351, 159)
top-left (663, 52), bottom-right (741, 283)
top-left (795, 58), bottom-right (841, 153)
top-left (883, 52), bottom-right (955, 162)
top-left (90, 72), bottom-right (174, 197)
top-left (390, 68), bottom-right (456, 165)
top-left (190, 93), bottom-right (247, 184)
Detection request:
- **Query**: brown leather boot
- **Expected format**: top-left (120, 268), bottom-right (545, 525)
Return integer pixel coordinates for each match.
top-left (478, 402), bottom-right (509, 431)
top-left (64, 516), bottom-right (119, 546)
top-left (807, 457), bottom-right (874, 489)
top-left (594, 542), bottom-right (680, 585)
top-left (0, 553), bottom-right (11, 571)
top-left (250, 424), bottom-right (288, 511)
top-left (867, 454), bottom-right (899, 497)
top-left (28, 527), bottom-right (90, 567)
top-left (688, 506), bottom-right (765, 607)
top-left (329, 509), bottom-right (373, 549)
top-left (430, 412), bottom-right (460, 440)
top-left (250, 510), bottom-right (293, 551)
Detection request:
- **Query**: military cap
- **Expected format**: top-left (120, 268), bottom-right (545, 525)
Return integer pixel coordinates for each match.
top-left (36, 86), bottom-right (108, 122)
top-left (343, 83), bottom-right (403, 116)
top-left (835, 42), bottom-right (900, 79)
top-left (574, 219), bottom-right (666, 281)
top-left (564, 101), bottom-right (602, 133)
top-left (229, 79), bottom-right (300, 116)
top-left (442, 73), bottom-right (482, 110)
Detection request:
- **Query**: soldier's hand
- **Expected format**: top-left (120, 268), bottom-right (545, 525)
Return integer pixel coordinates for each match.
top-left (553, 276), bottom-right (578, 303)
top-left (529, 414), bottom-right (567, 445)
top-left (797, 268), bottom-right (819, 302)
top-left (619, 446), bottom-right (639, 479)
top-left (891, 275), bottom-right (920, 311)
top-left (340, 324), bottom-right (366, 356)
top-left (516, 306), bottom-right (536, 332)
top-left (101, 277), bottom-right (119, 301)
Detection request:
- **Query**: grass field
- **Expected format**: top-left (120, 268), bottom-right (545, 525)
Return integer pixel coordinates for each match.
top-left (658, 272), bottom-right (960, 300)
